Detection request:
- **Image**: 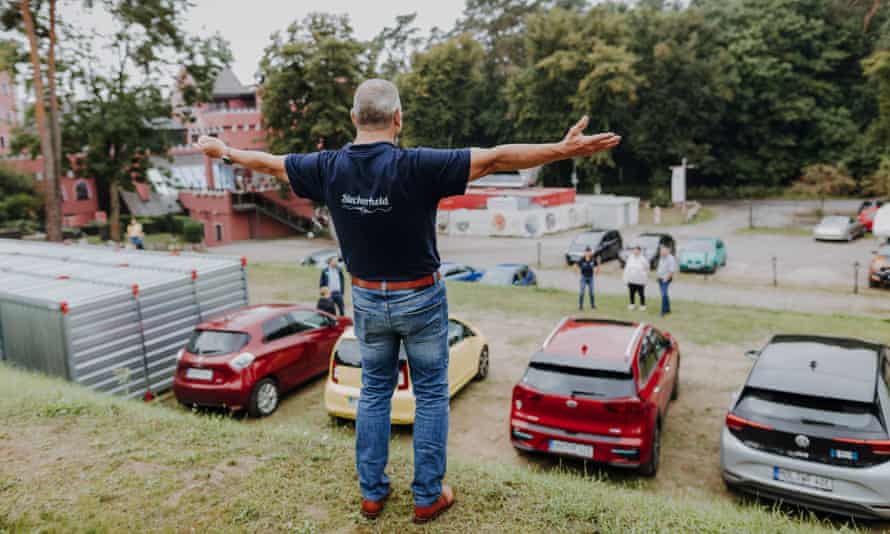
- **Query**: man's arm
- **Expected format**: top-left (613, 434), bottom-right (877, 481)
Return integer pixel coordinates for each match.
top-left (469, 116), bottom-right (621, 181)
top-left (194, 136), bottom-right (287, 182)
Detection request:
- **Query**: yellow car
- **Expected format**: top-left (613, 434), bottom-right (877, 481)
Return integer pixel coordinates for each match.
top-left (324, 316), bottom-right (489, 424)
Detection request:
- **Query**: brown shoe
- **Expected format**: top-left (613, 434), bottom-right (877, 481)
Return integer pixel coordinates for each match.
top-left (360, 488), bottom-right (392, 520)
top-left (413, 485), bottom-right (455, 524)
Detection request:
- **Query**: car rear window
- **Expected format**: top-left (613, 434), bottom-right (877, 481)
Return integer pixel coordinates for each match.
top-left (334, 339), bottom-right (407, 368)
top-left (522, 362), bottom-right (635, 399)
top-left (186, 330), bottom-right (249, 355)
top-left (736, 388), bottom-right (884, 433)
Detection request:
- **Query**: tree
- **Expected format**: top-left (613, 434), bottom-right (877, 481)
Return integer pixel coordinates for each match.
top-left (397, 34), bottom-right (486, 148)
top-left (260, 13), bottom-right (369, 154)
top-left (791, 164), bottom-right (857, 211)
top-left (863, 156), bottom-right (890, 196)
top-left (1, 1), bottom-right (64, 241)
top-left (66, 0), bottom-right (230, 240)
top-left (371, 13), bottom-right (422, 80)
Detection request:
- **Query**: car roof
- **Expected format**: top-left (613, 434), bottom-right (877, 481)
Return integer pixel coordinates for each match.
top-left (534, 318), bottom-right (644, 373)
top-left (749, 335), bottom-right (883, 403)
top-left (198, 304), bottom-right (310, 332)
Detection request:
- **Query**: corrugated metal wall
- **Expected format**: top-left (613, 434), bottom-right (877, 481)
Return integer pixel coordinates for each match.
top-left (0, 240), bottom-right (249, 398)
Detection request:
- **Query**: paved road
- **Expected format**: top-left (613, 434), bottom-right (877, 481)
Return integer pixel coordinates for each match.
top-left (213, 200), bottom-right (890, 317)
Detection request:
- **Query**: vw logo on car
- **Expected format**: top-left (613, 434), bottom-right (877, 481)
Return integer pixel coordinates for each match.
top-left (794, 434), bottom-right (810, 448)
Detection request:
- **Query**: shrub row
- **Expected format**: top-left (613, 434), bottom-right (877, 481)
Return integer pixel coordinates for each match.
top-left (80, 213), bottom-right (204, 243)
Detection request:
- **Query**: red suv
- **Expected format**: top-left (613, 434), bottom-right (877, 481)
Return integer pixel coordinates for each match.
top-left (173, 304), bottom-right (351, 417)
top-left (510, 318), bottom-right (680, 476)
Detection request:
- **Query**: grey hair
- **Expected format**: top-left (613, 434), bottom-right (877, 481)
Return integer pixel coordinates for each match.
top-left (352, 79), bottom-right (401, 130)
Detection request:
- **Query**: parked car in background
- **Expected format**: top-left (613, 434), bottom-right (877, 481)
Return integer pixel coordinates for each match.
top-left (325, 317), bottom-right (488, 424)
top-left (813, 216), bottom-right (866, 242)
top-left (721, 335), bottom-right (890, 519)
top-left (479, 263), bottom-right (537, 286)
top-left (439, 261), bottom-right (484, 282)
top-left (869, 243), bottom-right (890, 289)
top-left (300, 248), bottom-right (342, 268)
top-left (174, 305), bottom-right (351, 417)
top-left (858, 199), bottom-right (885, 233)
top-left (510, 318), bottom-right (680, 476)
top-left (618, 233), bottom-right (676, 269)
top-left (565, 229), bottom-right (623, 265)
top-left (679, 238), bottom-right (727, 274)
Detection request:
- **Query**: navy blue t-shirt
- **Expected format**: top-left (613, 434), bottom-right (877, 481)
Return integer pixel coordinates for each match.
top-left (285, 142), bottom-right (470, 281)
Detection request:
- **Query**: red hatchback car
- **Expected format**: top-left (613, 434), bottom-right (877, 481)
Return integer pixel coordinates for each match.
top-left (510, 318), bottom-right (680, 476)
top-left (173, 304), bottom-right (351, 417)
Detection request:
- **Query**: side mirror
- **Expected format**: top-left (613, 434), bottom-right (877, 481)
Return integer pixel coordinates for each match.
top-left (744, 349), bottom-right (760, 361)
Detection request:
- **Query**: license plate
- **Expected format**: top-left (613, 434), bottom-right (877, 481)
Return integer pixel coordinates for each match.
top-left (186, 368), bottom-right (213, 381)
top-left (773, 467), bottom-right (833, 492)
top-left (549, 440), bottom-right (594, 459)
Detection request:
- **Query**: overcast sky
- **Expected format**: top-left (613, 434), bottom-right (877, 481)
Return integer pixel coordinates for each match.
top-left (182, 1), bottom-right (466, 85)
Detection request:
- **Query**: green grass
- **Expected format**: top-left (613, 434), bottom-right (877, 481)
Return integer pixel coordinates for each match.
top-left (0, 263), bottom-right (884, 532)
top-left (735, 226), bottom-right (813, 237)
top-left (0, 366), bottom-right (864, 533)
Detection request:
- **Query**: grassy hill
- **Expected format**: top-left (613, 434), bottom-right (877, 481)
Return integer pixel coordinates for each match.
top-left (0, 365), bottom-right (863, 533)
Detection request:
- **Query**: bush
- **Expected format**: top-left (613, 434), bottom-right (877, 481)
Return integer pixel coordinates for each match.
top-left (170, 215), bottom-right (193, 235)
top-left (182, 219), bottom-right (204, 243)
top-left (0, 193), bottom-right (43, 222)
top-left (649, 187), bottom-right (672, 208)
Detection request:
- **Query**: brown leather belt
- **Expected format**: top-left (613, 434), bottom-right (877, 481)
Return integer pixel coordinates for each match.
top-left (352, 272), bottom-right (441, 291)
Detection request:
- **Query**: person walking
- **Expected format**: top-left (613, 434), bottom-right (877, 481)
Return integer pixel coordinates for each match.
top-left (317, 286), bottom-right (337, 316)
top-left (656, 245), bottom-right (677, 317)
top-left (623, 246), bottom-right (649, 311)
top-left (195, 79), bottom-right (620, 523)
top-left (320, 255), bottom-right (346, 316)
top-left (575, 246), bottom-right (600, 310)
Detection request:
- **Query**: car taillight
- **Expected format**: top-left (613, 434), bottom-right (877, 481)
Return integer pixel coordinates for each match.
top-left (833, 437), bottom-right (890, 456)
top-left (725, 413), bottom-right (773, 433)
top-left (331, 356), bottom-right (339, 384)
top-left (228, 352), bottom-right (256, 372)
top-left (397, 361), bottom-right (410, 390)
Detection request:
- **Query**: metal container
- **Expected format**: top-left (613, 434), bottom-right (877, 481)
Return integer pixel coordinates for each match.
top-left (0, 240), bottom-right (250, 398)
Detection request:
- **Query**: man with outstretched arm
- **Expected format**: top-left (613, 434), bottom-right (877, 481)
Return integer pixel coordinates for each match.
top-left (195, 78), bottom-right (620, 524)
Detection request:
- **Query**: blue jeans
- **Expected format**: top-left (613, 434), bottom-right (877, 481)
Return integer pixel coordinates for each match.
top-left (659, 279), bottom-right (671, 314)
top-left (352, 280), bottom-right (449, 507)
top-left (330, 290), bottom-right (345, 316)
top-left (579, 276), bottom-right (595, 308)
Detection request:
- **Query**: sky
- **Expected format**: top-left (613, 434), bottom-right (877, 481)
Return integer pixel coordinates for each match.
top-left (182, 0), bottom-right (467, 85)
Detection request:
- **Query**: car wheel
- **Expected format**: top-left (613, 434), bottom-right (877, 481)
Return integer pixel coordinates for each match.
top-left (870, 279), bottom-right (879, 289)
top-left (640, 423), bottom-right (661, 477)
top-left (476, 346), bottom-right (490, 380)
top-left (248, 378), bottom-right (279, 418)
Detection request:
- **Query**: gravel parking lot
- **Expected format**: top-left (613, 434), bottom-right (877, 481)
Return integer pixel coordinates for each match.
top-left (214, 200), bottom-right (890, 316)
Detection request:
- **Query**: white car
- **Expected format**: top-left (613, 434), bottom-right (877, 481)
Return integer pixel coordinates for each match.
top-left (813, 216), bottom-right (866, 241)
top-left (721, 335), bottom-right (890, 519)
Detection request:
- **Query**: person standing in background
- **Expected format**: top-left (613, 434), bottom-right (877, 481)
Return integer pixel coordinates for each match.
top-left (320, 255), bottom-right (346, 315)
top-left (575, 246), bottom-right (600, 310)
top-left (317, 286), bottom-right (337, 316)
top-left (623, 246), bottom-right (649, 311)
top-left (656, 245), bottom-right (677, 317)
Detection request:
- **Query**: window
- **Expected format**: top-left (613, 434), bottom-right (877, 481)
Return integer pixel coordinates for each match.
top-left (447, 320), bottom-right (465, 347)
top-left (75, 181), bottom-right (90, 201)
top-left (262, 315), bottom-right (294, 342)
top-left (215, 223), bottom-right (223, 242)
top-left (186, 330), bottom-right (249, 355)
top-left (288, 310), bottom-right (330, 332)
top-left (637, 332), bottom-right (658, 384)
top-left (522, 363), bottom-right (635, 398)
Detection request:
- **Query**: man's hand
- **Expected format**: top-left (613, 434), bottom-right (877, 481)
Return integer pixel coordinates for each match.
top-left (561, 116), bottom-right (621, 158)
top-left (469, 116), bottom-right (621, 181)
top-left (195, 135), bottom-right (227, 159)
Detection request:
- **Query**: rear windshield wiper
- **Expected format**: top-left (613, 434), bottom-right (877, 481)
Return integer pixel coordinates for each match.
top-left (800, 418), bottom-right (836, 427)
top-left (571, 390), bottom-right (604, 398)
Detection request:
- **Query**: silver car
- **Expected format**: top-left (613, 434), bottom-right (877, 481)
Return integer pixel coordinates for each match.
top-left (813, 216), bottom-right (866, 241)
top-left (721, 335), bottom-right (890, 519)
